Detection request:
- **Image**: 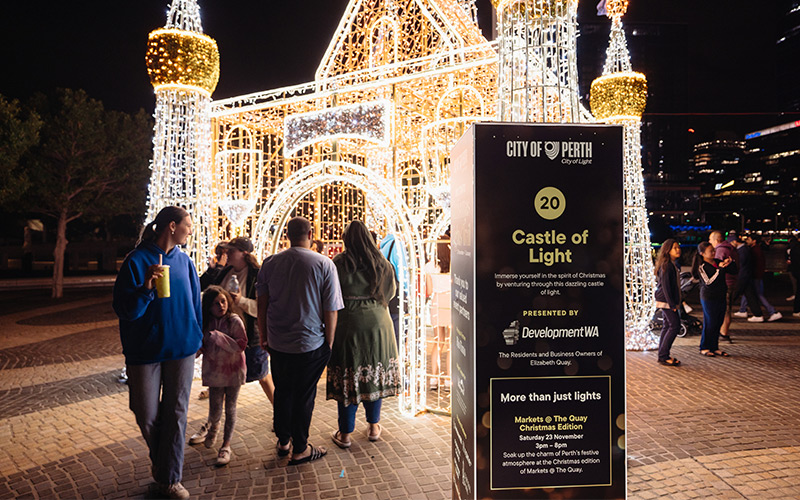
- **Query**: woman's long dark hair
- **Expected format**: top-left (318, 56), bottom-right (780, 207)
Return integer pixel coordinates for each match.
top-left (654, 238), bottom-right (678, 276)
top-left (340, 220), bottom-right (390, 304)
top-left (692, 241), bottom-right (714, 280)
top-left (139, 206), bottom-right (189, 245)
top-left (243, 252), bottom-right (260, 270)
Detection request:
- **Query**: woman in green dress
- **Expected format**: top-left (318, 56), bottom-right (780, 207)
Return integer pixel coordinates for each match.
top-left (328, 220), bottom-right (400, 448)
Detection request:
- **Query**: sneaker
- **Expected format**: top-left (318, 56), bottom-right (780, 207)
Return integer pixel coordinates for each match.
top-left (747, 316), bottom-right (764, 323)
top-left (767, 312), bottom-right (783, 322)
top-left (787, 295), bottom-right (796, 302)
top-left (732, 311), bottom-right (748, 318)
top-left (217, 446), bottom-right (232, 466)
top-left (160, 482), bottom-right (190, 500)
top-left (189, 423), bottom-right (209, 445)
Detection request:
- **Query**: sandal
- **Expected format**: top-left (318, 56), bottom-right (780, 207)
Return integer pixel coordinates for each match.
top-left (700, 350), bottom-right (715, 357)
top-left (713, 350), bottom-right (731, 357)
top-left (719, 334), bottom-right (733, 343)
top-left (287, 444), bottom-right (327, 466)
top-left (276, 439), bottom-right (291, 457)
top-left (367, 424), bottom-right (382, 442)
top-left (331, 431), bottom-right (351, 449)
top-left (658, 357), bottom-right (681, 366)
top-left (216, 447), bottom-right (231, 466)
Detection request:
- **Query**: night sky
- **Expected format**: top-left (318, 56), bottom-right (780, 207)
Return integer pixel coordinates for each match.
top-left (0, 1), bottom-right (787, 133)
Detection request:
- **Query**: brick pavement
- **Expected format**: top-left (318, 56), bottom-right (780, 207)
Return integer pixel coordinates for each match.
top-left (0, 287), bottom-right (798, 499)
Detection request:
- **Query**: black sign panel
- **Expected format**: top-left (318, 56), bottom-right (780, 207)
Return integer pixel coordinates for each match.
top-left (450, 123), bottom-right (626, 499)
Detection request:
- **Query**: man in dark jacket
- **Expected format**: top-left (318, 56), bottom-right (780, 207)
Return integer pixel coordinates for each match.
top-left (736, 235), bottom-right (781, 322)
top-left (730, 238), bottom-right (764, 322)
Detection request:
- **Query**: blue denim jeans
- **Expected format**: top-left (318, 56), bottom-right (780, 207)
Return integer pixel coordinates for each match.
top-left (127, 355), bottom-right (194, 485)
top-left (337, 399), bottom-right (382, 434)
top-left (700, 299), bottom-right (726, 352)
top-left (657, 308), bottom-right (680, 362)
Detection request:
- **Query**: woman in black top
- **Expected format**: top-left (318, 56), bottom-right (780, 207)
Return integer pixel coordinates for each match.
top-left (692, 241), bottom-right (736, 357)
top-left (654, 239), bottom-right (682, 366)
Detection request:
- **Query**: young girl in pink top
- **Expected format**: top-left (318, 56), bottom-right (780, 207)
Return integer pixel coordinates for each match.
top-left (189, 286), bottom-right (246, 465)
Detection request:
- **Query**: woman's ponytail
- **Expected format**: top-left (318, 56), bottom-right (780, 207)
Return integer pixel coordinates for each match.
top-left (137, 206), bottom-right (190, 246)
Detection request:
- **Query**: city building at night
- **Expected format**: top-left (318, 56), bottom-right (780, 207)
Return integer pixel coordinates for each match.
top-left (743, 120), bottom-right (800, 230)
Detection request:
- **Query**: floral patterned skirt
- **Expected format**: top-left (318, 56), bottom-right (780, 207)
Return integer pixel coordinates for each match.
top-left (326, 300), bottom-right (400, 406)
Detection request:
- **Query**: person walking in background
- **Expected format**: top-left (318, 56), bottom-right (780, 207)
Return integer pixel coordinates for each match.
top-left (379, 233), bottom-right (406, 348)
top-left (693, 241), bottom-right (737, 358)
top-left (328, 221), bottom-right (400, 449)
top-left (730, 237), bottom-right (765, 322)
top-left (736, 234), bottom-right (781, 322)
top-left (256, 217), bottom-right (343, 466)
top-left (196, 237), bottom-right (275, 412)
top-left (709, 231), bottom-right (738, 342)
top-left (112, 206), bottom-right (201, 500)
top-left (654, 239), bottom-right (682, 366)
top-left (189, 286), bottom-right (246, 466)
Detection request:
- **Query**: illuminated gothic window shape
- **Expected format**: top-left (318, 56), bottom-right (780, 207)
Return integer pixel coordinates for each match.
top-left (401, 163), bottom-right (425, 208)
top-left (423, 85), bottom-right (485, 188)
top-left (369, 17), bottom-right (399, 68)
top-left (217, 125), bottom-right (262, 232)
top-left (293, 179), bottom-right (368, 253)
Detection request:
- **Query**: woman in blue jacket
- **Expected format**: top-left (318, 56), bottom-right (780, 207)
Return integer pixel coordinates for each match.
top-left (113, 206), bottom-right (202, 500)
top-left (654, 238), bottom-right (682, 366)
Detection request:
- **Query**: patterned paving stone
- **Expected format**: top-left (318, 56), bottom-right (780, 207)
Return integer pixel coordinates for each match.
top-left (0, 369), bottom-right (127, 419)
top-left (0, 326), bottom-right (121, 370)
top-left (0, 288), bottom-right (798, 498)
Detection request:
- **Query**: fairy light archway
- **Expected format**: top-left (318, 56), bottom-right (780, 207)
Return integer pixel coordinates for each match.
top-left (251, 160), bottom-right (428, 414)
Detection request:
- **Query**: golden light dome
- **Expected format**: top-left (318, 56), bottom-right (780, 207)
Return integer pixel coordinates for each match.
top-left (145, 28), bottom-right (220, 95)
top-left (605, 0), bottom-right (629, 18)
top-left (590, 71), bottom-right (647, 121)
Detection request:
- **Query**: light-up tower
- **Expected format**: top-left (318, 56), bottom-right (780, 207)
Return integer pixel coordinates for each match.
top-left (145, 0), bottom-right (220, 265)
top-left (492, 0), bottom-right (588, 123)
top-left (590, 0), bottom-right (658, 350)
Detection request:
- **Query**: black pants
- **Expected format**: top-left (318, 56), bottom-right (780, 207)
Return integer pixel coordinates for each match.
top-left (269, 343), bottom-right (331, 454)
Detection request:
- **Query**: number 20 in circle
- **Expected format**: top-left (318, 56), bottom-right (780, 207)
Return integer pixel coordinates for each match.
top-left (534, 187), bottom-right (566, 220)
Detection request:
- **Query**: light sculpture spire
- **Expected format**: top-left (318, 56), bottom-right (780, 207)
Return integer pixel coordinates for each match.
top-left (590, 0), bottom-right (658, 350)
top-left (145, 0), bottom-right (220, 265)
top-left (492, 0), bottom-right (586, 123)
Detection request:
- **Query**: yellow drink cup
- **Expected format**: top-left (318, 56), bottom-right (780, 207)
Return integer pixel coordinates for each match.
top-left (155, 265), bottom-right (170, 298)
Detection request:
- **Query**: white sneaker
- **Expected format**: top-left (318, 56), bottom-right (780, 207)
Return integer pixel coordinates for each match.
top-left (767, 312), bottom-right (783, 322)
top-left (189, 422), bottom-right (209, 445)
top-left (787, 295), bottom-right (796, 302)
top-left (217, 446), bottom-right (232, 466)
top-left (160, 482), bottom-right (190, 500)
top-left (747, 316), bottom-right (764, 323)
top-left (733, 311), bottom-right (748, 318)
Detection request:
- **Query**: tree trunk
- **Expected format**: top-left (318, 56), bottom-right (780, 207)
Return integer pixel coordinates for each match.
top-left (52, 210), bottom-right (68, 299)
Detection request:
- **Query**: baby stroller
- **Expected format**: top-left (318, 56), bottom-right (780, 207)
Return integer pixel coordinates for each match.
top-left (650, 271), bottom-right (704, 338)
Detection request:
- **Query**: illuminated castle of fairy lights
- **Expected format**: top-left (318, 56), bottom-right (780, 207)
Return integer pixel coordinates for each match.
top-left (145, 0), bottom-right (656, 415)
